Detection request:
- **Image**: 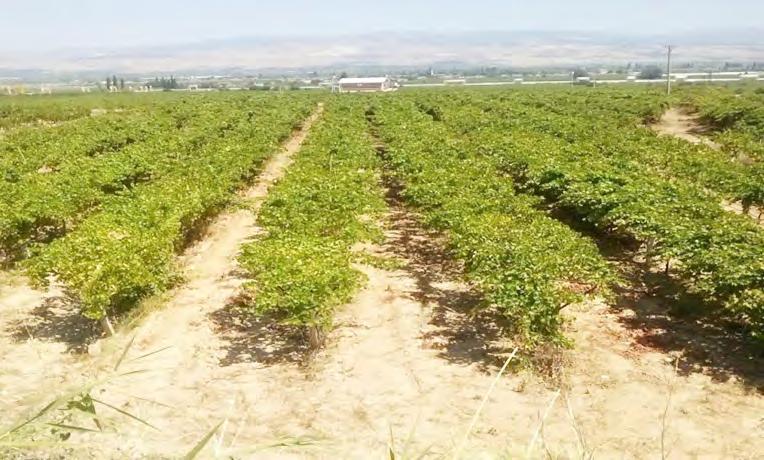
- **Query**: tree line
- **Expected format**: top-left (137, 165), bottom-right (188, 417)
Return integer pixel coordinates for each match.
top-left (103, 75), bottom-right (181, 91)
top-left (150, 76), bottom-right (180, 90)
top-left (105, 75), bottom-right (125, 90)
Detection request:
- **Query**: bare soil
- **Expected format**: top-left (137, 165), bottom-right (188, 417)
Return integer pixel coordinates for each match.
top-left (2, 105), bottom-right (763, 458)
top-left (653, 108), bottom-right (764, 225)
top-left (651, 107), bottom-right (721, 149)
top-left (0, 275), bottom-right (98, 418)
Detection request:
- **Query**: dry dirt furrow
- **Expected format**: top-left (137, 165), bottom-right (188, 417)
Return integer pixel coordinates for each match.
top-left (651, 107), bottom-right (720, 149)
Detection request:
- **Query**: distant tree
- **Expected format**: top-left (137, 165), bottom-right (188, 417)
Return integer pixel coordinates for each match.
top-left (150, 76), bottom-right (181, 90)
top-left (572, 68), bottom-right (589, 79)
top-left (112, 75), bottom-right (118, 89)
top-left (339, 71), bottom-right (348, 79)
top-left (105, 77), bottom-right (111, 91)
top-left (639, 65), bottom-right (664, 80)
top-left (119, 78), bottom-right (125, 90)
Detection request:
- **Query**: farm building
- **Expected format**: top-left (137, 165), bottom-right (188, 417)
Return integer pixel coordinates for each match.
top-left (338, 77), bottom-right (397, 93)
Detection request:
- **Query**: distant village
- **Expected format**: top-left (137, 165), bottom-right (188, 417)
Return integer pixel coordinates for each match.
top-left (2, 61), bottom-right (762, 95)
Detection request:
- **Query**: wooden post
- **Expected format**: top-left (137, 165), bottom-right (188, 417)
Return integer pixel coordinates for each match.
top-left (644, 237), bottom-right (656, 269)
top-left (307, 325), bottom-right (324, 349)
top-left (100, 315), bottom-right (115, 336)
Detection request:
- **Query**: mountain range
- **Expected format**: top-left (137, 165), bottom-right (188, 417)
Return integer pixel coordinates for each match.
top-left (1, 29), bottom-right (762, 79)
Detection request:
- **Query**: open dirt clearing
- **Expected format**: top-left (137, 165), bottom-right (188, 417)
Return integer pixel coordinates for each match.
top-left (651, 107), bottom-right (721, 149)
top-left (2, 104), bottom-right (763, 458)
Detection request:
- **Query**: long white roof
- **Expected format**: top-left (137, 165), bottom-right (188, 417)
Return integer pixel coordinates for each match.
top-left (338, 77), bottom-right (388, 84)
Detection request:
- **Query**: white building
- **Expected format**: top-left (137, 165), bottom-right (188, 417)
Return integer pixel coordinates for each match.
top-left (338, 77), bottom-right (397, 93)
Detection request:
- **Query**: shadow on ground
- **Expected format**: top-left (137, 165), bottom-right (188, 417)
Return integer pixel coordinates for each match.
top-left (365, 120), bottom-right (516, 372)
top-left (613, 264), bottom-right (764, 393)
top-left (6, 295), bottom-right (98, 353)
top-left (209, 298), bottom-right (312, 367)
top-left (589, 228), bottom-right (764, 394)
top-left (380, 179), bottom-right (514, 373)
top-left (545, 203), bottom-right (764, 392)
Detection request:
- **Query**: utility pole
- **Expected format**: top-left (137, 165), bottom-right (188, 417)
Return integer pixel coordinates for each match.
top-left (665, 44), bottom-right (673, 95)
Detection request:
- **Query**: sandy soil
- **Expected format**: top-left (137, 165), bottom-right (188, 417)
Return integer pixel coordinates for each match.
top-left (0, 274), bottom-right (98, 419)
top-left (2, 104), bottom-right (763, 458)
top-left (651, 108), bottom-right (721, 149)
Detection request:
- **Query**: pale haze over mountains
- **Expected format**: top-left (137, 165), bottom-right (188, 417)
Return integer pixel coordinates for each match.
top-left (2, 0), bottom-right (763, 78)
top-left (1, 29), bottom-right (762, 77)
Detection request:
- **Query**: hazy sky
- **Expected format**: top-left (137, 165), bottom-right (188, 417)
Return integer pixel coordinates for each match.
top-left (1, 0), bottom-right (762, 52)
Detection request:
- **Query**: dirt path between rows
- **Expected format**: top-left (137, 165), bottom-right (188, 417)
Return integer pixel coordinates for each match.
top-left (651, 107), bottom-right (720, 149)
top-left (652, 108), bottom-right (764, 225)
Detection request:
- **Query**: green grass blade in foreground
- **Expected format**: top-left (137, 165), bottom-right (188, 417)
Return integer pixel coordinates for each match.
top-left (183, 421), bottom-right (223, 460)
